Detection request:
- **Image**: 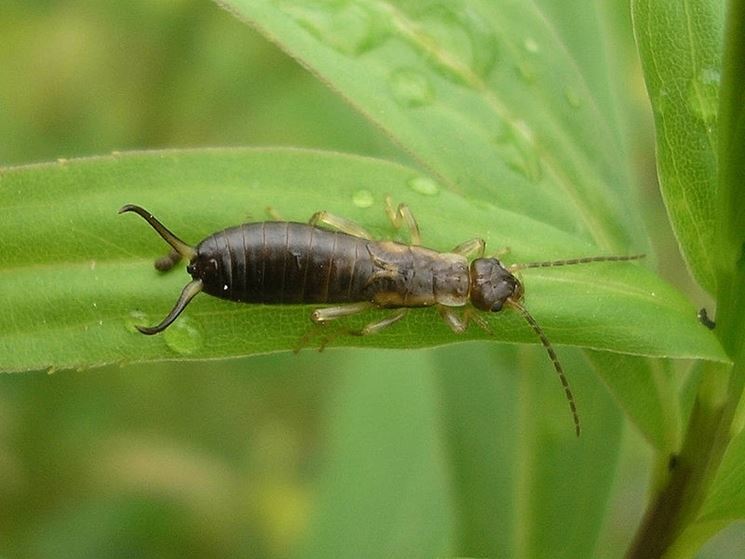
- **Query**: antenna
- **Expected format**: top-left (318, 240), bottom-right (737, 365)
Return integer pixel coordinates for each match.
top-left (510, 254), bottom-right (645, 272)
top-left (508, 299), bottom-right (581, 437)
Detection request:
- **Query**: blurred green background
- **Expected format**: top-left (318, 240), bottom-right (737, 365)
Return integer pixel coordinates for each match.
top-left (1, 1), bottom-right (743, 557)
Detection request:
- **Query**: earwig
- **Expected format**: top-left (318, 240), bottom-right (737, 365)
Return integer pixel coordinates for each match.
top-left (120, 201), bottom-right (645, 436)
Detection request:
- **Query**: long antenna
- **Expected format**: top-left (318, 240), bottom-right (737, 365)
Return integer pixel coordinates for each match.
top-left (510, 254), bottom-right (645, 271)
top-left (508, 299), bottom-right (580, 437)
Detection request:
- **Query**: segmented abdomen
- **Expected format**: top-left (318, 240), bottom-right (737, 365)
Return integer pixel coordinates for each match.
top-left (197, 222), bottom-right (376, 304)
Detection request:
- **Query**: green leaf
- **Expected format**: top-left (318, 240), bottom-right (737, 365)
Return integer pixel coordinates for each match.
top-left (0, 149), bottom-right (727, 373)
top-left (631, 0), bottom-right (724, 294)
top-left (698, 424), bottom-right (745, 523)
top-left (295, 349), bottom-right (453, 557)
top-left (715, 0), bottom-right (745, 356)
top-left (218, 0), bottom-right (646, 252)
top-left (432, 344), bottom-right (623, 557)
top-left (586, 351), bottom-right (682, 454)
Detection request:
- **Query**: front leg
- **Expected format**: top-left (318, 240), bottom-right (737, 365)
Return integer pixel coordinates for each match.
top-left (438, 305), bottom-right (492, 334)
top-left (451, 238), bottom-right (485, 259)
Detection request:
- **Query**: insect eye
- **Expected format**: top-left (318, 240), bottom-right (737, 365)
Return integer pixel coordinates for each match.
top-left (491, 301), bottom-right (504, 312)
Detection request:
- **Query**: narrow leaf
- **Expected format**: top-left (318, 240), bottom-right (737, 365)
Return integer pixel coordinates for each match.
top-left (296, 350), bottom-right (453, 557)
top-left (0, 149), bottom-right (727, 373)
top-left (698, 423), bottom-right (745, 523)
top-left (632, 0), bottom-right (724, 293)
top-left (433, 344), bottom-right (623, 557)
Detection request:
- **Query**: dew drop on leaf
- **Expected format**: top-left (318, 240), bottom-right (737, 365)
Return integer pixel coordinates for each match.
top-left (516, 60), bottom-right (536, 83)
top-left (275, 0), bottom-right (389, 56)
top-left (407, 176), bottom-right (440, 196)
top-left (523, 37), bottom-right (539, 53)
top-left (352, 189), bottom-right (374, 208)
top-left (492, 121), bottom-right (542, 183)
top-left (687, 67), bottom-right (720, 124)
top-left (125, 310), bottom-right (150, 334)
top-left (389, 68), bottom-right (435, 107)
top-left (412, 4), bottom-right (498, 84)
top-left (164, 316), bottom-right (203, 355)
top-left (564, 86), bottom-right (581, 108)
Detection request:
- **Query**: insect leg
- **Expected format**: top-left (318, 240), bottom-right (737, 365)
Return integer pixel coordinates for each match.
top-left (265, 207), bottom-right (284, 221)
top-left (385, 195), bottom-right (421, 245)
top-left (491, 247), bottom-right (511, 259)
top-left (297, 303), bottom-right (373, 353)
top-left (353, 309), bottom-right (408, 335)
top-left (438, 306), bottom-right (492, 334)
top-left (154, 248), bottom-right (182, 272)
top-left (451, 238), bottom-right (485, 258)
top-left (309, 211), bottom-right (373, 239)
top-left (310, 302), bottom-right (374, 323)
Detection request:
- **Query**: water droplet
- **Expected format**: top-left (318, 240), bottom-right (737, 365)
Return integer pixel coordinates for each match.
top-left (564, 87), bottom-right (581, 108)
top-left (414, 4), bottom-right (498, 84)
top-left (163, 316), bottom-right (203, 355)
top-left (492, 121), bottom-right (542, 183)
top-left (653, 87), bottom-right (672, 117)
top-left (276, 1), bottom-right (389, 56)
top-left (523, 37), bottom-right (539, 53)
top-left (471, 199), bottom-right (497, 212)
top-left (352, 189), bottom-right (374, 208)
top-left (389, 68), bottom-right (435, 107)
top-left (407, 176), bottom-right (440, 196)
top-left (688, 67), bottom-right (720, 124)
top-left (125, 311), bottom-right (150, 334)
top-left (516, 61), bottom-right (536, 83)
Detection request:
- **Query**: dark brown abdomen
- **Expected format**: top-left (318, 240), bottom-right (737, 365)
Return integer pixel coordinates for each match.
top-left (197, 222), bottom-right (376, 304)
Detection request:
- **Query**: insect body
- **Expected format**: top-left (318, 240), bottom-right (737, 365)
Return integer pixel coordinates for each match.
top-left (120, 202), bottom-right (644, 436)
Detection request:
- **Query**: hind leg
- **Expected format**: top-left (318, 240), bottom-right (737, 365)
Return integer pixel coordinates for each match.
top-left (307, 302), bottom-right (407, 338)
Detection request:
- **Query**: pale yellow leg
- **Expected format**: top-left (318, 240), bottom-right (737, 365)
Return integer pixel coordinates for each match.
top-left (353, 309), bottom-right (408, 336)
top-left (451, 238), bottom-right (485, 259)
top-left (309, 211), bottom-right (373, 239)
top-left (438, 306), bottom-right (493, 335)
top-left (310, 302), bottom-right (373, 323)
top-left (308, 303), bottom-right (406, 339)
top-left (385, 195), bottom-right (421, 245)
top-left (265, 207), bottom-right (284, 221)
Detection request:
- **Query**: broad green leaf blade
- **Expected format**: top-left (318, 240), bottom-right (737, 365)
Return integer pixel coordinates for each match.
top-left (586, 351), bottom-right (681, 454)
top-left (631, 0), bottom-right (724, 294)
top-left (0, 149), bottom-right (727, 373)
top-left (432, 344), bottom-right (623, 557)
top-left (295, 350), bottom-right (452, 557)
top-left (219, 0), bottom-right (646, 252)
